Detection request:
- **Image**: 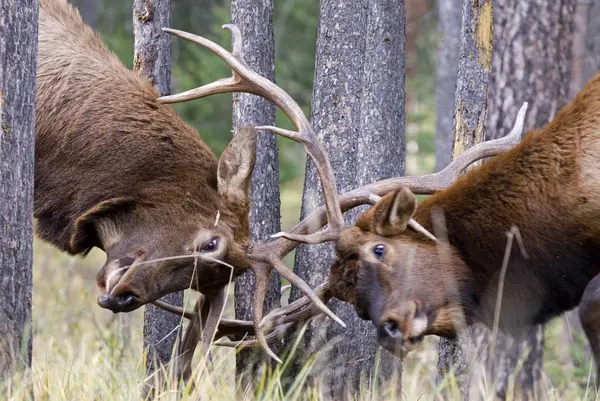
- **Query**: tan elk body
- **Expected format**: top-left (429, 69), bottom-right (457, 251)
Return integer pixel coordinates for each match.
top-left (329, 72), bottom-right (600, 363)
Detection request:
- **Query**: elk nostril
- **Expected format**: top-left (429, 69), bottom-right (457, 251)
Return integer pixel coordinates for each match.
top-left (116, 292), bottom-right (136, 307)
top-left (380, 320), bottom-right (402, 340)
top-left (97, 292), bottom-right (137, 312)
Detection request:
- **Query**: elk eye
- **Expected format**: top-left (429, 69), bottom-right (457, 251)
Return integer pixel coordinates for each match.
top-left (200, 238), bottom-right (219, 253)
top-left (373, 244), bottom-right (385, 260)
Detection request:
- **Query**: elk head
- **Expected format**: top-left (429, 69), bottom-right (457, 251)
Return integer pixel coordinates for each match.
top-left (330, 188), bottom-right (466, 357)
top-left (324, 103), bottom-right (528, 358)
top-left (86, 23), bottom-right (348, 363)
top-left (88, 127), bottom-right (257, 313)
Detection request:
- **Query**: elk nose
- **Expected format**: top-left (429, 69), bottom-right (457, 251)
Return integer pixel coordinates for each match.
top-left (97, 293), bottom-right (136, 313)
top-left (378, 319), bottom-right (403, 340)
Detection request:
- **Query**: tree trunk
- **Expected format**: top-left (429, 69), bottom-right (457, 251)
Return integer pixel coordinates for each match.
top-left (230, 0), bottom-right (280, 387)
top-left (0, 0), bottom-right (38, 384)
top-left (486, 0), bottom-right (575, 141)
top-left (570, 0), bottom-right (593, 99)
top-left (290, 0), bottom-right (406, 397)
top-left (133, 0), bottom-right (182, 376)
top-left (354, 0), bottom-right (406, 392)
top-left (482, 2), bottom-right (575, 399)
top-left (436, 1), bottom-right (493, 399)
top-left (435, 0), bottom-right (461, 171)
top-left (583, 0), bottom-right (600, 83)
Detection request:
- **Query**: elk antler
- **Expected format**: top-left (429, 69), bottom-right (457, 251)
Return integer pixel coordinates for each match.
top-left (205, 101), bottom-right (530, 348)
top-left (159, 24), bottom-right (346, 362)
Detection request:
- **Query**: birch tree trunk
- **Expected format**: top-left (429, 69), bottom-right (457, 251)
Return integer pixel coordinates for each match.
top-left (230, 0), bottom-right (280, 386)
top-left (0, 0), bottom-right (38, 383)
top-left (436, 1), bottom-right (493, 399)
top-left (133, 0), bottom-right (182, 376)
top-left (483, 2), bottom-right (575, 398)
top-left (435, 0), bottom-right (462, 171)
top-left (290, 0), bottom-right (406, 397)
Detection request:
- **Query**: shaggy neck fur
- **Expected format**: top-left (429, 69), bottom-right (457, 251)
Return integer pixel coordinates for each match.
top-left (413, 72), bottom-right (600, 330)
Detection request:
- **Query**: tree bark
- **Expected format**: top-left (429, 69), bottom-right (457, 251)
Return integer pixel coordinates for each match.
top-left (133, 0), bottom-right (182, 376)
top-left (486, 0), bottom-right (575, 141)
top-left (290, 0), bottom-right (406, 397)
top-left (0, 0), bottom-right (38, 384)
top-left (290, 0), bottom-right (366, 394)
top-left (230, 0), bottom-right (280, 386)
top-left (435, 0), bottom-right (461, 171)
top-left (583, 0), bottom-right (600, 83)
top-left (483, 2), bottom-right (575, 399)
top-left (570, 0), bottom-right (593, 99)
top-left (354, 0), bottom-right (406, 391)
top-left (436, 1), bottom-right (493, 399)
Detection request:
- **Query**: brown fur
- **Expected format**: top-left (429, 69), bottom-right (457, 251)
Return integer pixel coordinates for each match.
top-left (330, 71), bottom-right (600, 357)
top-left (36, 0), bottom-right (256, 310)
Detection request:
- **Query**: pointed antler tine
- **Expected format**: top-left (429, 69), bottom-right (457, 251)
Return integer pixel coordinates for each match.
top-left (508, 101), bottom-right (528, 139)
top-left (152, 299), bottom-right (197, 320)
top-left (221, 24), bottom-right (243, 58)
top-left (267, 259), bottom-right (345, 329)
top-left (252, 264), bottom-right (283, 363)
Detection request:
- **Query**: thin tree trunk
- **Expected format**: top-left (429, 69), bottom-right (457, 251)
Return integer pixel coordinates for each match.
top-left (436, 1), bottom-right (494, 399)
top-left (353, 0), bottom-right (406, 393)
top-left (486, 0), bottom-right (575, 141)
top-left (583, 0), bottom-right (600, 83)
top-left (289, 0), bottom-right (367, 397)
top-left (133, 0), bottom-right (182, 376)
top-left (483, 2), bottom-right (575, 399)
top-left (435, 0), bottom-right (461, 172)
top-left (570, 0), bottom-right (592, 99)
top-left (0, 0), bottom-right (38, 386)
top-left (290, 0), bottom-right (406, 397)
top-left (230, 0), bottom-right (280, 387)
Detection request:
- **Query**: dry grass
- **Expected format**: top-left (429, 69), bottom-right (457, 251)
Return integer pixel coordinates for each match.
top-left (0, 239), bottom-right (597, 401)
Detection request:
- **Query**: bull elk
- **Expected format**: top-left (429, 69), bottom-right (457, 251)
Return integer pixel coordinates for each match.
top-left (36, 0), bottom-right (350, 373)
top-left (319, 74), bottom-right (600, 376)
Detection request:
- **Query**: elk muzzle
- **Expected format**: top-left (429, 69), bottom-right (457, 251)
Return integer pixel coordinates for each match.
top-left (377, 301), bottom-right (427, 358)
top-left (96, 253), bottom-right (145, 313)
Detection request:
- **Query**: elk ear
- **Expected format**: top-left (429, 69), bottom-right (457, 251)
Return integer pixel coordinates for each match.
top-left (69, 197), bottom-right (136, 255)
top-left (371, 188), bottom-right (417, 236)
top-left (217, 126), bottom-right (257, 207)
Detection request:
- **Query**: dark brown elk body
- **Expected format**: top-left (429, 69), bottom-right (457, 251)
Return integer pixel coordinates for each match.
top-left (330, 72), bottom-right (600, 359)
top-left (36, 0), bottom-right (255, 311)
top-left (34, 0), bottom-right (346, 363)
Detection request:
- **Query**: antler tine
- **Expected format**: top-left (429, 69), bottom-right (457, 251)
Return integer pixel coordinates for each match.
top-left (442, 101), bottom-right (528, 185)
top-left (251, 264), bottom-right (283, 363)
top-left (216, 287), bottom-right (333, 348)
